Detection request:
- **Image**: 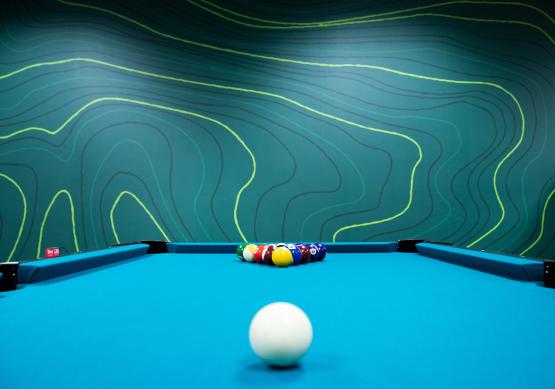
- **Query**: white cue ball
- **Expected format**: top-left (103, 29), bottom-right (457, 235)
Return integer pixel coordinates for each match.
top-left (249, 302), bottom-right (313, 367)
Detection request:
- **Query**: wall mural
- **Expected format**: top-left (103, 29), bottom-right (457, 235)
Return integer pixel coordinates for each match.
top-left (0, 0), bottom-right (554, 260)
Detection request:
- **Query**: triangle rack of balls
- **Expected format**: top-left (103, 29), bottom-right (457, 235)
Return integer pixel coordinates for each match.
top-left (236, 243), bottom-right (327, 267)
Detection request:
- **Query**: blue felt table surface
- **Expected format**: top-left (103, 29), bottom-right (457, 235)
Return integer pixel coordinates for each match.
top-left (1, 252), bottom-right (554, 389)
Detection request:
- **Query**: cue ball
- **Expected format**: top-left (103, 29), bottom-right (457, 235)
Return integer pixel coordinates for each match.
top-left (249, 302), bottom-right (313, 367)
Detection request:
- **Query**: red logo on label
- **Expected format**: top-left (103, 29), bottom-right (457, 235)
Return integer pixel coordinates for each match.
top-left (45, 247), bottom-right (60, 258)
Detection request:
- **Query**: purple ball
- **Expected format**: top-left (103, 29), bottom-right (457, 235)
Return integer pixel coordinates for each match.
top-left (308, 244), bottom-right (319, 262)
top-left (315, 243), bottom-right (326, 260)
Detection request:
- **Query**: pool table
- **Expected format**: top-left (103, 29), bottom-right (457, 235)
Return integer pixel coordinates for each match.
top-left (1, 241), bottom-right (554, 389)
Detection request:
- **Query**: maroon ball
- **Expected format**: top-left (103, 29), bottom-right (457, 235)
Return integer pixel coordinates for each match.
top-left (262, 244), bottom-right (276, 266)
top-left (297, 244), bottom-right (311, 264)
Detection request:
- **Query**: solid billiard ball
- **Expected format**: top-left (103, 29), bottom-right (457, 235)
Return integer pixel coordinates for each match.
top-left (236, 243), bottom-right (248, 261)
top-left (249, 302), bottom-right (313, 367)
top-left (287, 246), bottom-right (302, 265)
top-left (243, 244), bottom-right (258, 263)
top-left (272, 247), bottom-right (293, 267)
top-left (262, 244), bottom-right (276, 266)
top-left (296, 244), bottom-right (311, 264)
top-left (276, 243), bottom-right (288, 248)
top-left (253, 245), bottom-right (266, 264)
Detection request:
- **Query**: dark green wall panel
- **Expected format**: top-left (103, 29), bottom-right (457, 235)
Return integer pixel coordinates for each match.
top-left (1, 0), bottom-right (554, 260)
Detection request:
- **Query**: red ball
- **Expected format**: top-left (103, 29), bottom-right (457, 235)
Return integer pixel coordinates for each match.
top-left (253, 245), bottom-right (266, 264)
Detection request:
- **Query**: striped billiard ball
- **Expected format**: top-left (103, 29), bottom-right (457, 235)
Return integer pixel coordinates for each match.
top-left (243, 244), bottom-right (258, 263)
top-left (236, 243), bottom-right (248, 261)
top-left (262, 244), bottom-right (276, 266)
top-left (308, 244), bottom-right (319, 262)
top-left (254, 245), bottom-right (266, 264)
top-left (315, 243), bottom-right (326, 260)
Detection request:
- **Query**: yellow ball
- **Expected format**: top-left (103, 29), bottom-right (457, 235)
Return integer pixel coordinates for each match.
top-left (243, 244), bottom-right (258, 263)
top-left (272, 247), bottom-right (293, 267)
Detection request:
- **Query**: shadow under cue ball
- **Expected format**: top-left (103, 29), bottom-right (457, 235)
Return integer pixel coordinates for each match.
top-left (249, 302), bottom-right (313, 367)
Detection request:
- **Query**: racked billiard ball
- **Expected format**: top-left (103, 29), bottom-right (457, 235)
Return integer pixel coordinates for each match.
top-left (297, 244), bottom-right (311, 264)
top-left (308, 244), bottom-right (319, 262)
top-left (287, 245), bottom-right (302, 265)
top-left (272, 247), bottom-right (293, 267)
top-left (262, 244), bottom-right (276, 266)
top-left (314, 243), bottom-right (326, 261)
top-left (236, 243), bottom-right (248, 261)
top-left (254, 245), bottom-right (266, 264)
top-left (243, 244), bottom-right (258, 263)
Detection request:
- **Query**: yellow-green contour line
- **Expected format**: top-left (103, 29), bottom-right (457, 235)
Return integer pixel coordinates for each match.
top-left (0, 54), bottom-right (522, 245)
top-left (185, 0), bottom-right (554, 44)
top-left (53, 1), bottom-right (529, 244)
top-left (110, 190), bottom-right (171, 244)
top-left (520, 188), bottom-right (555, 256)
top-left (0, 173), bottom-right (27, 261)
top-left (36, 189), bottom-right (79, 258)
top-left (189, 0), bottom-right (554, 27)
top-left (0, 58), bottom-right (425, 242)
top-left (0, 96), bottom-right (255, 242)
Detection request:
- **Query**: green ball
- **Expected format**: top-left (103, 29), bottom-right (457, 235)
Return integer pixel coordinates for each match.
top-left (236, 243), bottom-right (248, 261)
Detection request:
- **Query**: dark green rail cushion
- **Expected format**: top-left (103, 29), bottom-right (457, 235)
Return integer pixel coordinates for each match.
top-left (167, 242), bottom-right (239, 253)
top-left (325, 242), bottom-right (398, 253)
top-left (168, 241), bottom-right (398, 254)
top-left (417, 243), bottom-right (544, 281)
top-left (18, 244), bottom-right (150, 284)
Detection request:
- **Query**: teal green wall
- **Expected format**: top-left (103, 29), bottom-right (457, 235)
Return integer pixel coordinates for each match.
top-left (1, 0), bottom-right (554, 260)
